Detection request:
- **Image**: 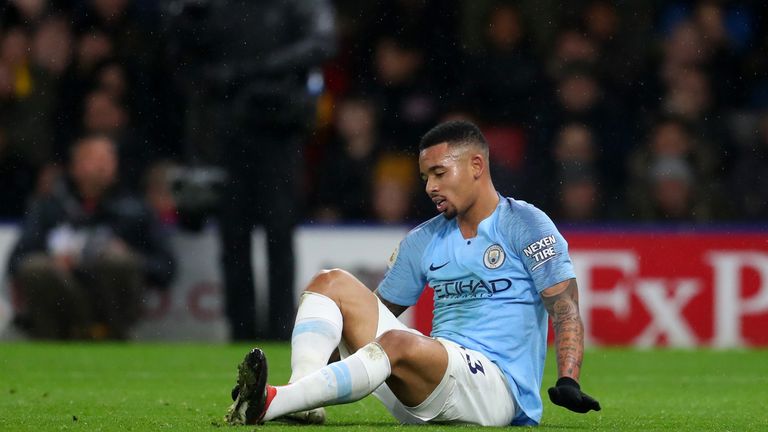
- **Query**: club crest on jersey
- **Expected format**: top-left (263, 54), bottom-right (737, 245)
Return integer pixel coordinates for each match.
top-left (483, 244), bottom-right (505, 269)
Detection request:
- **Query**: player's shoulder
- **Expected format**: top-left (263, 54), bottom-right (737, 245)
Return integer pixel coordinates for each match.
top-left (498, 196), bottom-right (552, 226)
top-left (497, 196), bottom-right (561, 248)
top-left (387, 214), bottom-right (447, 269)
top-left (404, 213), bottom-right (449, 244)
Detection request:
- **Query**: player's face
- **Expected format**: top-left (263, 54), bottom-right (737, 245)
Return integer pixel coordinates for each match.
top-left (419, 142), bottom-right (476, 219)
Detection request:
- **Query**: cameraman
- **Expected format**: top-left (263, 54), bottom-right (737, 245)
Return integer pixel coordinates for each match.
top-left (166, 0), bottom-right (336, 340)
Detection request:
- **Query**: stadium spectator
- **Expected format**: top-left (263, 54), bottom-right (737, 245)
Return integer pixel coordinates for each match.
top-left (691, 1), bottom-right (744, 106)
top-left (554, 163), bottom-right (602, 222)
top-left (27, 14), bottom-right (73, 165)
top-left (657, 66), bottom-right (734, 173)
top-left (71, 0), bottom-right (168, 148)
top-left (56, 28), bottom-right (114, 153)
top-left (7, 135), bottom-right (175, 339)
top-left (658, 1), bottom-right (755, 107)
top-left (81, 88), bottom-right (127, 135)
top-left (730, 111), bottom-right (768, 220)
top-left (71, 0), bottom-right (160, 83)
top-left (627, 116), bottom-right (729, 221)
top-left (653, 17), bottom-right (737, 146)
top-left (627, 115), bottom-right (724, 219)
top-left (92, 59), bottom-right (128, 101)
top-left (166, 0), bottom-right (336, 341)
top-left (462, 1), bottom-right (543, 123)
top-left (225, 120), bottom-right (600, 427)
top-left (367, 35), bottom-right (439, 153)
top-left (660, 20), bottom-right (707, 77)
top-left (553, 123), bottom-right (597, 165)
top-left (581, 1), bottom-right (619, 50)
top-left (741, 10), bottom-right (768, 106)
top-left (1, 25), bottom-right (58, 166)
top-left (546, 26), bottom-right (599, 81)
top-left (371, 154), bottom-right (416, 224)
top-left (0, 126), bottom-right (37, 219)
top-left (636, 156), bottom-right (700, 221)
top-left (313, 95), bottom-right (381, 222)
top-left (80, 88), bottom-right (151, 191)
top-left (533, 63), bottom-right (632, 215)
top-left (579, 0), bottom-right (653, 104)
top-left (356, 0), bottom-right (460, 93)
top-left (31, 15), bottom-right (73, 78)
top-left (546, 123), bottom-right (609, 221)
top-left (0, 0), bottom-right (49, 28)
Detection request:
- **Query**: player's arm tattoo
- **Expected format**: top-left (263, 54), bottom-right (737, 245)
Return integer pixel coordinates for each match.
top-left (373, 290), bottom-right (408, 317)
top-left (541, 278), bottom-right (584, 380)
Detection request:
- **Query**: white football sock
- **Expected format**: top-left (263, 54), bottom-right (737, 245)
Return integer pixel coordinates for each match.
top-left (289, 291), bottom-right (343, 383)
top-left (264, 342), bottom-right (391, 421)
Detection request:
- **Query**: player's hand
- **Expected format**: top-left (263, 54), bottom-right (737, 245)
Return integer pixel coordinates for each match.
top-left (548, 377), bottom-right (601, 413)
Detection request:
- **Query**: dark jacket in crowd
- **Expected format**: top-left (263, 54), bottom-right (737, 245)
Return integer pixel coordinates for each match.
top-left (167, 0), bottom-right (336, 127)
top-left (8, 178), bottom-right (175, 288)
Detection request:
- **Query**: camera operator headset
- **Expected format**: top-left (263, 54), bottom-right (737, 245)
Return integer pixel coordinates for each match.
top-left (165, 0), bottom-right (336, 340)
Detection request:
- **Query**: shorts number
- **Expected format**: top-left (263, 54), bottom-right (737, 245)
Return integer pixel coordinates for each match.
top-left (460, 346), bottom-right (485, 375)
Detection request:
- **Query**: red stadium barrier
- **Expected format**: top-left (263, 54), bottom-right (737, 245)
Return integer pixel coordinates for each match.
top-left (413, 231), bottom-right (768, 347)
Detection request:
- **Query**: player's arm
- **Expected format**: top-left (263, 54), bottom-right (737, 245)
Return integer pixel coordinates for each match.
top-left (375, 225), bottom-right (432, 318)
top-left (374, 290), bottom-right (408, 317)
top-left (541, 278), bottom-right (583, 379)
top-left (541, 278), bottom-right (601, 413)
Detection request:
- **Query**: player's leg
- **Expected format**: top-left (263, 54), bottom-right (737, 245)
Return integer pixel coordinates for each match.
top-left (228, 314), bottom-right (513, 426)
top-left (227, 269), bottom-right (379, 424)
top-left (286, 268), bottom-right (380, 382)
top-left (287, 290), bottom-right (343, 382)
top-left (283, 283), bottom-right (450, 425)
top-left (227, 269), bottom-right (427, 425)
top-left (395, 339), bottom-right (517, 426)
top-left (272, 288), bottom-right (342, 424)
top-left (225, 340), bottom-right (390, 425)
top-left (340, 328), bottom-right (515, 426)
top-left (376, 330), bottom-right (449, 407)
top-left (286, 269), bottom-right (382, 423)
top-left (227, 330), bottom-right (448, 425)
top-left (306, 268), bottom-right (381, 349)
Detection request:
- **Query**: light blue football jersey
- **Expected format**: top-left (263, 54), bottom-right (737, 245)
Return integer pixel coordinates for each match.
top-left (377, 196), bottom-right (576, 426)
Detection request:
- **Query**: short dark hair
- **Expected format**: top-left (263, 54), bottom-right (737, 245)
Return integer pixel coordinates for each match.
top-left (418, 120), bottom-right (488, 155)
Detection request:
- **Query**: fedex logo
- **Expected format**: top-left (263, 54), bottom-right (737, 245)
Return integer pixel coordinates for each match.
top-left (572, 249), bottom-right (768, 348)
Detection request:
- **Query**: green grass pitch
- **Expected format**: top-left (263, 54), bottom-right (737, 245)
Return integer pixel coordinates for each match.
top-left (1, 343), bottom-right (766, 431)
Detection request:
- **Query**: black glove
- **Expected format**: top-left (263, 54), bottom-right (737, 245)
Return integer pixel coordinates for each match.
top-left (548, 377), bottom-right (601, 413)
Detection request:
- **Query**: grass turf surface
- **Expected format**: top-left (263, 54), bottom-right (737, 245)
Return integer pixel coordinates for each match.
top-left (0, 343), bottom-right (766, 431)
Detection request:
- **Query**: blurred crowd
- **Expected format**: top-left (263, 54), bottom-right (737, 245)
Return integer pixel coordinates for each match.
top-left (2, 0), bottom-right (768, 227)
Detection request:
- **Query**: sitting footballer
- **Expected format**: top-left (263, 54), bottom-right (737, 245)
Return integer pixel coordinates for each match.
top-left (225, 120), bottom-right (601, 426)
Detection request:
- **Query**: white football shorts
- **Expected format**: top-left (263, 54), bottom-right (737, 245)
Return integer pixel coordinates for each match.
top-left (338, 296), bottom-right (517, 426)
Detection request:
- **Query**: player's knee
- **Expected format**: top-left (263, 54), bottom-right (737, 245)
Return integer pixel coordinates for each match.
top-left (376, 330), bottom-right (418, 368)
top-left (306, 268), bottom-right (352, 298)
